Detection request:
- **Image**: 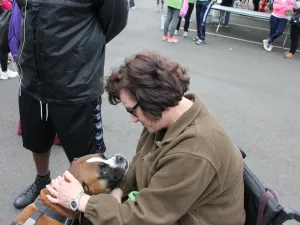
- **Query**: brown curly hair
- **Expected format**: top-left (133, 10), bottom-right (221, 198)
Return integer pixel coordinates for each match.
top-left (105, 51), bottom-right (190, 121)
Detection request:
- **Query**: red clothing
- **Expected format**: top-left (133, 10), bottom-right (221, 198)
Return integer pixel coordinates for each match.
top-left (1, 0), bottom-right (12, 10)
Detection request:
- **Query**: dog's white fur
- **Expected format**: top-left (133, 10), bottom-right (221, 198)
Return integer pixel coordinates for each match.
top-left (86, 154), bottom-right (127, 169)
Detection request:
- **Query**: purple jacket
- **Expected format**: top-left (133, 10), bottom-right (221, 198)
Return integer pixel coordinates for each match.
top-left (8, 0), bottom-right (22, 61)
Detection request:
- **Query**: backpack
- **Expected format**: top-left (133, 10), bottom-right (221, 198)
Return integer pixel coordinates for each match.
top-left (8, 0), bottom-right (22, 61)
top-left (290, 11), bottom-right (300, 26)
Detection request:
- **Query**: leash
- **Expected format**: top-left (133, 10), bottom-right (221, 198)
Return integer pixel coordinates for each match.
top-left (11, 199), bottom-right (75, 225)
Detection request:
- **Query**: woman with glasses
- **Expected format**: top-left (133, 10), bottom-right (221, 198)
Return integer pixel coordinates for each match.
top-left (46, 51), bottom-right (245, 225)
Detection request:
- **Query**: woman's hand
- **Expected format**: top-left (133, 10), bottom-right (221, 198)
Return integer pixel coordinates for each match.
top-left (110, 188), bottom-right (123, 203)
top-left (46, 170), bottom-right (88, 211)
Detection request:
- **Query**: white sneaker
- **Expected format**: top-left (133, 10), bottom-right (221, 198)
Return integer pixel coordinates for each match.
top-left (268, 44), bottom-right (273, 52)
top-left (196, 39), bottom-right (204, 45)
top-left (7, 69), bottom-right (19, 78)
top-left (263, 39), bottom-right (271, 52)
top-left (174, 30), bottom-right (179, 36)
top-left (0, 71), bottom-right (9, 80)
top-left (183, 31), bottom-right (188, 37)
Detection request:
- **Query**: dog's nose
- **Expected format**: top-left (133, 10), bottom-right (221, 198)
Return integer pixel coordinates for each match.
top-left (115, 154), bottom-right (125, 164)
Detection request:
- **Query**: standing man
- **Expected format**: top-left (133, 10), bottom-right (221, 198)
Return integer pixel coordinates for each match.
top-left (13, 0), bottom-right (128, 209)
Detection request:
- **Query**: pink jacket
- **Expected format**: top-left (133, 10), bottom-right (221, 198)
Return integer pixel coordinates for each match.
top-left (1, 0), bottom-right (12, 10)
top-left (272, 0), bottom-right (294, 17)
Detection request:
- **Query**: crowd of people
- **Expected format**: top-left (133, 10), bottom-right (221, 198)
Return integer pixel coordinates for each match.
top-left (0, 0), bottom-right (299, 224)
top-left (161, 0), bottom-right (300, 58)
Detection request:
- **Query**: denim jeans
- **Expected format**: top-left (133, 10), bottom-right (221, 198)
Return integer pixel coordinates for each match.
top-left (129, 0), bottom-right (135, 8)
top-left (268, 15), bottom-right (288, 43)
top-left (196, 2), bottom-right (208, 40)
top-left (220, 11), bottom-right (230, 26)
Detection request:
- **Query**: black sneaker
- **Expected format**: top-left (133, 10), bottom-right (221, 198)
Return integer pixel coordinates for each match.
top-left (13, 172), bottom-right (51, 209)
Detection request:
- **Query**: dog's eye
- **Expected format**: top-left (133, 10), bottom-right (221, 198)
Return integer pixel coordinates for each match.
top-left (100, 164), bottom-right (108, 176)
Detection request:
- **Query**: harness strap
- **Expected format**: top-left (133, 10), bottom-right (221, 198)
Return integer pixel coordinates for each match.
top-left (11, 199), bottom-right (75, 225)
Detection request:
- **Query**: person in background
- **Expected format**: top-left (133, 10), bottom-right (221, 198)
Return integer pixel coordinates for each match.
top-left (129, 0), bottom-right (136, 9)
top-left (156, 0), bottom-right (165, 12)
top-left (162, 0), bottom-right (183, 43)
top-left (220, 0), bottom-right (234, 27)
top-left (174, 0), bottom-right (195, 37)
top-left (193, 0), bottom-right (209, 45)
top-left (0, 0), bottom-right (19, 80)
top-left (284, 0), bottom-right (300, 59)
top-left (263, 0), bottom-right (294, 51)
top-left (253, 0), bottom-right (260, 11)
top-left (0, 0), bottom-right (11, 10)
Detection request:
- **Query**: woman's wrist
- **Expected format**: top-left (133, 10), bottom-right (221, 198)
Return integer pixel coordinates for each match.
top-left (78, 194), bottom-right (91, 212)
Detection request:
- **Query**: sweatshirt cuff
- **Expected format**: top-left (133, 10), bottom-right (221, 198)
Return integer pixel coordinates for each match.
top-left (84, 194), bottom-right (119, 223)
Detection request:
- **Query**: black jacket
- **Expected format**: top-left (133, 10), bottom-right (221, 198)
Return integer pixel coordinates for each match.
top-left (291, 8), bottom-right (300, 26)
top-left (16, 0), bottom-right (128, 104)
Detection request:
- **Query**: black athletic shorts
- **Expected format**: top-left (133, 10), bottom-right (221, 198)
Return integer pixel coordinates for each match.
top-left (19, 89), bottom-right (106, 162)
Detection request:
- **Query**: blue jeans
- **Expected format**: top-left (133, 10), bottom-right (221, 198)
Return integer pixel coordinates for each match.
top-left (220, 11), bottom-right (230, 26)
top-left (129, 0), bottom-right (135, 8)
top-left (196, 2), bottom-right (208, 41)
top-left (220, 1), bottom-right (234, 26)
top-left (268, 15), bottom-right (288, 43)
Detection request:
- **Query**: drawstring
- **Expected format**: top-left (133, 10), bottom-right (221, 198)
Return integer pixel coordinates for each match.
top-left (39, 101), bottom-right (49, 121)
top-left (45, 103), bottom-right (48, 121)
top-left (40, 101), bottom-right (43, 120)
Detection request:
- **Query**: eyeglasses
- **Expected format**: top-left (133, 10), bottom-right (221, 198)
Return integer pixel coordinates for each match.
top-left (126, 103), bottom-right (139, 117)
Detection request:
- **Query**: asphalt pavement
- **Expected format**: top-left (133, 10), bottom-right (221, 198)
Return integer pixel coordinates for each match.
top-left (0, 0), bottom-right (299, 224)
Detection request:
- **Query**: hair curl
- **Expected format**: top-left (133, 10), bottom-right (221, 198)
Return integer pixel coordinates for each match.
top-left (105, 51), bottom-right (190, 121)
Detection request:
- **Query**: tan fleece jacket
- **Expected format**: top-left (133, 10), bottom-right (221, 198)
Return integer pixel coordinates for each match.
top-left (85, 93), bottom-right (245, 225)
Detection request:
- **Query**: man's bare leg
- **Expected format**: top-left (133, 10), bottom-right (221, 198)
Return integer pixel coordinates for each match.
top-left (13, 151), bottom-right (52, 209)
top-left (33, 151), bottom-right (51, 176)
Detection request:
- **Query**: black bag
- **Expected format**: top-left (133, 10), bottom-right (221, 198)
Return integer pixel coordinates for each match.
top-left (240, 149), bottom-right (300, 225)
top-left (0, 9), bottom-right (12, 52)
top-left (290, 13), bottom-right (300, 26)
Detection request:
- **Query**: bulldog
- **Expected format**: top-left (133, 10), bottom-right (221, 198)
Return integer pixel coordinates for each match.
top-left (11, 153), bottom-right (129, 225)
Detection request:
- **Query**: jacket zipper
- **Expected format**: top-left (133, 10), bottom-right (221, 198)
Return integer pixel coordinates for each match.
top-left (32, 0), bottom-right (44, 102)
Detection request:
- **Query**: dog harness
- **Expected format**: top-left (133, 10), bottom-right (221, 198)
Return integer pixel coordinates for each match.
top-left (11, 199), bottom-right (75, 225)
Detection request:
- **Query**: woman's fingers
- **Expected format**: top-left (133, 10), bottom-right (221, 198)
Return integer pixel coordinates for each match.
top-left (46, 194), bottom-right (60, 204)
top-left (46, 185), bottom-right (58, 197)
